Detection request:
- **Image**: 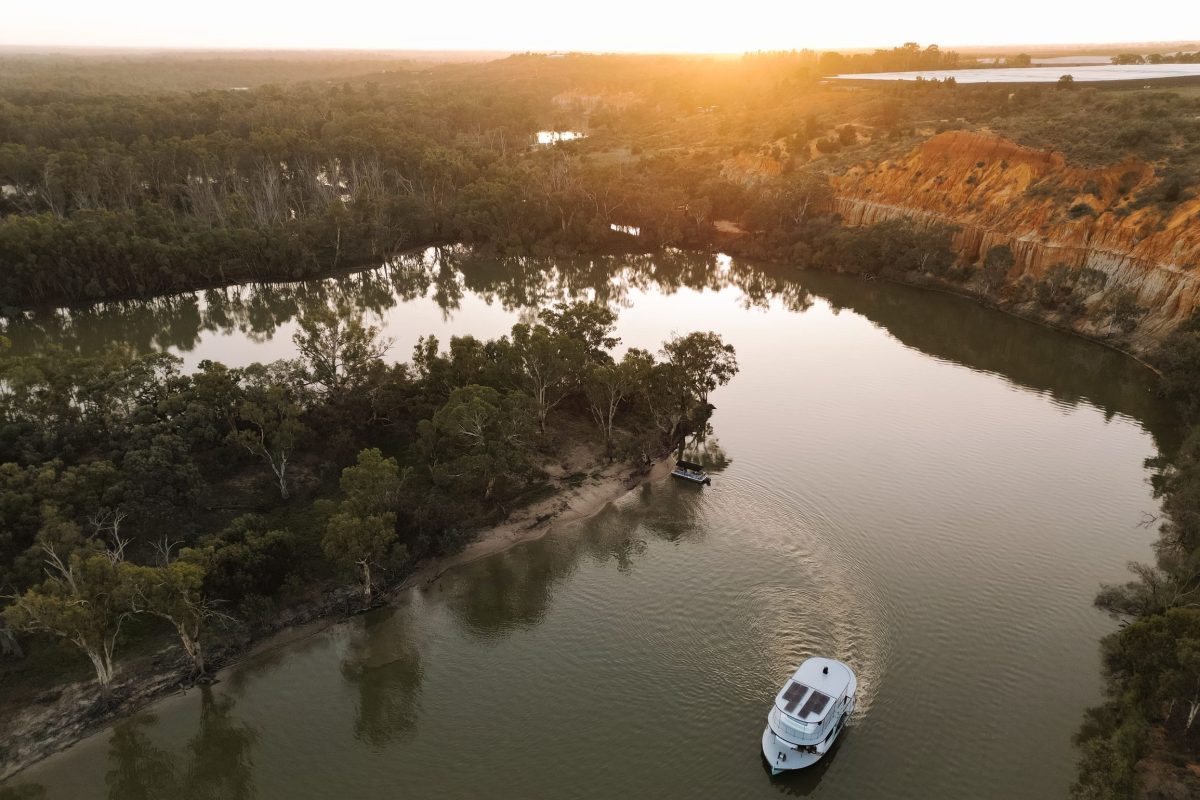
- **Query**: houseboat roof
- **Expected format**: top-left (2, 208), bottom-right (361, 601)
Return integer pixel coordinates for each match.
top-left (773, 658), bottom-right (853, 723)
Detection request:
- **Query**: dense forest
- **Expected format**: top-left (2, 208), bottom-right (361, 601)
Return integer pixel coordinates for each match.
top-left (2, 48), bottom-right (1197, 308)
top-left (0, 50), bottom-right (895, 305)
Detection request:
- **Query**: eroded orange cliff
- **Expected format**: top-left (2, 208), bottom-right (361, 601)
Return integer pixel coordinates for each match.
top-left (831, 131), bottom-right (1200, 339)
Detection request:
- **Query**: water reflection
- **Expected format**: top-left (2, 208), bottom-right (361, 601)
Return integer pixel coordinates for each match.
top-left (588, 481), bottom-right (709, 549)
top-left (432, 476), bottom-right (713, 633)
top-left (796, 268), bottom-right (1179, 446)
top-left (339, 607), bottom-right (424, 748)
top-left (0, 248), bottom-right (1168, 451)
top-left (435, 544), bottom-right (574, 636)
top-left (680, 429), bottom-right (732, 473)
top-left (103, 689), bottom-right (257, 800)
top-left (0, 248), bottom-right (733, 359)
top-left (105, 717), bottom-right (178, 799)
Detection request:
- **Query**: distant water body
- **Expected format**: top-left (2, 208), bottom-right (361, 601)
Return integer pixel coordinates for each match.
top-left (834, 63), bottom-right (1200, 83)
top-left (2, 251), bottom-right (1175, 799)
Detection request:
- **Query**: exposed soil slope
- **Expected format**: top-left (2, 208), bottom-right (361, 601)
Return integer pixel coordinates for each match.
top-left (832, 131), bottom-right (1200, 341)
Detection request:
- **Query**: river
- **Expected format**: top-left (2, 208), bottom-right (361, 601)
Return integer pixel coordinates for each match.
top-left (0, 249), bottom-right (1175, 799)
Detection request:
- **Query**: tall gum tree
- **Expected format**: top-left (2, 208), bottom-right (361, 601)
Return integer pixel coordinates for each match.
top-left (3, 543), bottom-right (136, 695)
top-left (661, 331), bottom-right (739, 407)
top-left (321, 448), bottom-right (406, 603)
top-left (585, 349), bottom-right (652, 460)
top-left (293, 302), bottom-right (392, 398)
top-left (507, 323), bottom-right (584, 435)
top-left (126, 556), bottom-right (219, 677)
top-left (421, 384), bottom-right (535, 501)
top-left (232, 365), bottom-right (308, 500)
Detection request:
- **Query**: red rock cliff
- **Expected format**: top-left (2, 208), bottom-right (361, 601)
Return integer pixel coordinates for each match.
top-left (830, 131), bottom-right (1200, 340)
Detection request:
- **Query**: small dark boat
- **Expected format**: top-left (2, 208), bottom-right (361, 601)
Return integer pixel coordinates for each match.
top-left (671, 459), bottom-right (711, 485)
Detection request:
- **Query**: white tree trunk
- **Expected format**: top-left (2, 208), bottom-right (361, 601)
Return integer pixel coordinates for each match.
top-left (270, 453), bottom-right (290, 499)
top-left (177, 625), bottom-right (205, 676)
top-left (82, 643), bottom-right (117, 694)
top-left (360, 560), bottom-right (373, 603)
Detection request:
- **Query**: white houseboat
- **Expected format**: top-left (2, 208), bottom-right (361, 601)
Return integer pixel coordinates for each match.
top-left (761, 657), bottom-right (857, 774)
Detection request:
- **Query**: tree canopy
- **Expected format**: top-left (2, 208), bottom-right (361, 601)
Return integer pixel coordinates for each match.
top-left (0, 300), bottom-right (737, 695)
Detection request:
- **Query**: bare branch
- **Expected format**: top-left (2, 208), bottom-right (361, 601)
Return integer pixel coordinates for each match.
top-left (40, 541), bottom-right (77, 594)
top-left (152, 537), bottom-right (184, 566)
top-left (88, 507), bottom-right (130, 562)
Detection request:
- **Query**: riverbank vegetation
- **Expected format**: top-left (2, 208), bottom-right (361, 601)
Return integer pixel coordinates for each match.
top-left (1072, 317), bottom-right (1200, 798)
top-left (0, 300), bottom-right (736, 759)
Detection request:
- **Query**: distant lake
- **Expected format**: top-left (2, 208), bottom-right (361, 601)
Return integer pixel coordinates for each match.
top-left (833, 63), bottom-right (1200, 83)
top-left (2, 250), bottom-right (1176, 799)
top-left (1030, 56), bottom-right (1115, 65)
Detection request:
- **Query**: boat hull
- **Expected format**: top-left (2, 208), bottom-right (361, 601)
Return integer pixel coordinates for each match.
top-left (762, 725), bottom-right (822, 773)
top-left (761, 718), bottom-right (846, 774)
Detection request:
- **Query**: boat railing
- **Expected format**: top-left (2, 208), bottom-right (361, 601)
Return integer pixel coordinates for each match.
top-left (768, 704), bottom-right (839, 745)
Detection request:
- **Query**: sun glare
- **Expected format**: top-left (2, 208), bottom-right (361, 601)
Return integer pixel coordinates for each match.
top-left (4, 0), bottom-right (1195, 51)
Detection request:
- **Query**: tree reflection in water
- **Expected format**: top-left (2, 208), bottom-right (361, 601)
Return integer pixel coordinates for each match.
top-left (433, 474), bottom-right (714, 636)
top-left (680, 428), bottom-right (732, 474)
top-left (338, 606), bottom-right (424, 748)
top-left (103, 688), bottom-right (257, 800)
top-left (0, 249), bottom-right (732, 361)
top-left (435, 542), bottom-right (571, 637)
top-left (0, 247), bottom-right (1173, 450)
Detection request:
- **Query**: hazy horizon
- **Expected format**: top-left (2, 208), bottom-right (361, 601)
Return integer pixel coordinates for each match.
top-left (5, 0), bottom-right (1197, 54)
top-left (2, 41), bottom-right (1199, 59)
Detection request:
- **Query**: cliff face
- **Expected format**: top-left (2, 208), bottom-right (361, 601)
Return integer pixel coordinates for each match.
top-left (830, 131), bottom-right (1200, 341)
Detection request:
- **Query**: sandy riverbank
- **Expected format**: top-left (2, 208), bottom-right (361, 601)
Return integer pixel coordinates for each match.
top-left (0, 450), bottom-right (676, 782)
top-left (403, 450), bottom-right (676, 590)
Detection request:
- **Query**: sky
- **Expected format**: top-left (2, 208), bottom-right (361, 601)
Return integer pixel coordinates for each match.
top-left (4, 0), bottom-right (1198, 53)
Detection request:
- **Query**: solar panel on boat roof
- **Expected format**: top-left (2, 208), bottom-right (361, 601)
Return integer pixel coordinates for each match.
top-left (781, 682), bottom-right (808, 713)
top-left (799, 688), bottom-right (831, 718)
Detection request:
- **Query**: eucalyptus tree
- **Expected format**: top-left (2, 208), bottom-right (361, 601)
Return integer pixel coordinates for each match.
top-left (538, 301), bottom-right (619, 364)
top-left (506, 322), bottom-right (585, 435)
top-left (2, 525), bottom-right (136, 695)
top-left (322, 448), bottom-right (406, 604)
top-left (293, 302), bottom-right (392, 398)
top-left (420, 384), bottom-right (536, 502)
top-left (585, 349), bottom-right (653, 460)
top-left (232, 363), bottom-right (309, 500)
top-left (660, 331), bottom-right (739, 407)
top-left (126, 551), bottom-right (222, 677)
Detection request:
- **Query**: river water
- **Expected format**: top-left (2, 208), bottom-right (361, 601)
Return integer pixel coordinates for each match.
top-left (1, 250), bottom-right (1175, 799)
